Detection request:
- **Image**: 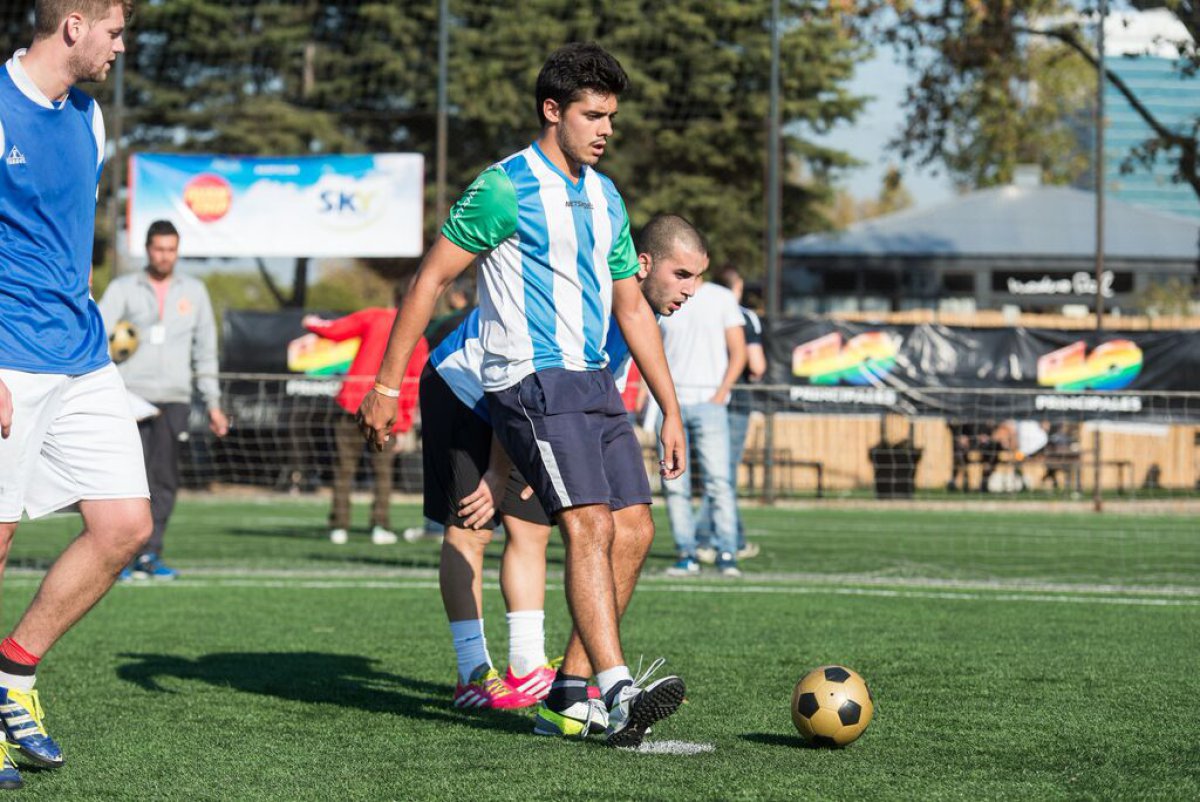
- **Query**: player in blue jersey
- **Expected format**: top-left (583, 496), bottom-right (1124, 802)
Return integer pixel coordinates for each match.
top-left (0, 1), bottom-right (148, 788)
top-left (360, 44), bottom-right (689, 747)
top-left (424, 215), bottom-right (705, 726)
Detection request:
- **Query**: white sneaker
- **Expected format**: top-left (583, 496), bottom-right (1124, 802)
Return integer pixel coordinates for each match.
top-left (737, 542), bottom-right (761, 560)
top-left (371, 526), bottom-right (398, 545)
top-left (329, 528), bottom-right (349, 545)
top-left (605, 659), bottom-right (686, 749)
top-left (694, 546), bottom-right (718, 565)
top-left (719, 564), bottom-right (743, 578)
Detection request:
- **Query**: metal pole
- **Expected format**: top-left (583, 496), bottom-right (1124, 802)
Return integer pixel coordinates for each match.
top-left (765, 0), bottom-right (781, 323)
top-left (108, 52), bottom-right (126, 276)
top-left (1093, 0), bottom-right (1107, 514)
top-left (763, 0), bottom-right (781, 505)
top-left (435, 0), bottom-right (449, 225)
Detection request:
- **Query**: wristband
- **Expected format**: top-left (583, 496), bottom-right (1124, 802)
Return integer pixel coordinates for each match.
top-left (373, 382), bottom-right (400, 398)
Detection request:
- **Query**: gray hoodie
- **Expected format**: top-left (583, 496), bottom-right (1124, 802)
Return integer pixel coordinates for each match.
top-left (97, 269), bottom-right (221, 409)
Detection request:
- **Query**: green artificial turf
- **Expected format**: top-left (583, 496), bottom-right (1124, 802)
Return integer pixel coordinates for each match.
top-left (3, 499), bottom-right (1197, 800)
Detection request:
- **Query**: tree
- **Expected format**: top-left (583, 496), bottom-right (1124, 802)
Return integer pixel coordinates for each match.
top-left (851, 1), bottom-right (1199, 200)
top-left (4, 3), bottom-right (867, 285)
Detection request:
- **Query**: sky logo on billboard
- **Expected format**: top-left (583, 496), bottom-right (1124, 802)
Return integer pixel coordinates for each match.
top-left (792, 331), bottom-right (900, 386)
top-left (1037, 340), bottom-right (1143, 391)
top-left (287, 333), bottom-right (361, 375)
top-left (183, 173), bottom-right (233, 222)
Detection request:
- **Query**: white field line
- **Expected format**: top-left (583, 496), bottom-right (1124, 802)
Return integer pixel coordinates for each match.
top-left (44, 566), bottom-right (1200, 597)
top-left (12, 573), bottom-right (1194, 607)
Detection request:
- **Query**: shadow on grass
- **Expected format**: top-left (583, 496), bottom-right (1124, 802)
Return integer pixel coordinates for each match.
top-left (740, 732), bottom-right (811, 749)
top-left (116, 651), bottom-right (533, 735)
top-left (227, 525), bottom-right (333, 541)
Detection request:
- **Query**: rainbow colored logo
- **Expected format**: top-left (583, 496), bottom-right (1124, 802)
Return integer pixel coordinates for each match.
top-left (287, 333), bottom-right (361, 375)
top-left (1036, 339), bottom-right (1143, 391)
top-left (792, 331), bottom-right (900, 386)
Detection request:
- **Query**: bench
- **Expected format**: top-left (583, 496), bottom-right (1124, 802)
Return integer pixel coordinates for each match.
top-left (741, 448), bottom-right (824, 499)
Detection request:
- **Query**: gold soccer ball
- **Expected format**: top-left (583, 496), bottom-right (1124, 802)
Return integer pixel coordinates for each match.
top-left (791, 665), bottom-right (874, 747)
top-left (109, 320), bottom-right (140, 364)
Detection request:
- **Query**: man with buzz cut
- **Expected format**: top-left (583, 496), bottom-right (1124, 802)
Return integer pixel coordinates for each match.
top-left (359, 43), bottom-right (689, 747)
top-left (0, 0), bottom-right (149, 791)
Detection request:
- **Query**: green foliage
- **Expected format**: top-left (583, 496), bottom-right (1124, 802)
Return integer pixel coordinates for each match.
top-left (2, 2), bottom-right (866, 282)
top-left (201, 270), bottom-right (280, 334)
top-left (1137, 276), bottom-right (1198, 316)
top-left (306, 263), bottom-right (397, 314)
top-left (854, 1), bottom-right (1199, 198)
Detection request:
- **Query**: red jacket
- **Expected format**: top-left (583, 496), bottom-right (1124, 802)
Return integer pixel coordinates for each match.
top-left (304, 308), bottom-right (428, 433)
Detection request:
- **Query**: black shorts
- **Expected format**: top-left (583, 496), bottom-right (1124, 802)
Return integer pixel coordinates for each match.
top-left (420, 366), bottom-right (551, 529)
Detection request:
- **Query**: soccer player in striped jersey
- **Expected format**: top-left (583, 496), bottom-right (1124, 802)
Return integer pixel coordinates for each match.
top-left (359, 44), bottom-right (689, 747)
top-left (423, 215), bottom-right (704, 722)
top-left (0, 1), bottom-right (149, 789)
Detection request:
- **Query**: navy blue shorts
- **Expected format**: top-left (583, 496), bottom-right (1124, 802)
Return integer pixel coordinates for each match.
top-left (486, 368), bottom-right (652, 516)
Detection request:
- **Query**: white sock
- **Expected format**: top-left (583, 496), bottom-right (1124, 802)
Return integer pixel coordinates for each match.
top-left (449, 619), bottom-right (490, 685)
top-left (0, 671), bottom-right (35, 692)
top-left (596, 665), bottom-right (633, 699)
top-left (505, 610), bottom-right (547, 677)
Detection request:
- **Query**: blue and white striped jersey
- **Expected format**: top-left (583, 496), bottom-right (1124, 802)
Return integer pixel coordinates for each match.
top-left (441, 142), bottom-right (639, 391)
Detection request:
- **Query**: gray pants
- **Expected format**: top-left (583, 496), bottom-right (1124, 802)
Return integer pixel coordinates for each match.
top-left (137, 402), bottom-right (191, 559)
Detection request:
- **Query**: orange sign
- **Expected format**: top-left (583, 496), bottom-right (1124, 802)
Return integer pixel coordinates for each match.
top-left (183, 174), bottom-right (233, 223)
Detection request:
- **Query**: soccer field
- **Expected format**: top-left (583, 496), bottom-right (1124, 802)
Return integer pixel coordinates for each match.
top-left (9, 499), bottom-right (1199, 800)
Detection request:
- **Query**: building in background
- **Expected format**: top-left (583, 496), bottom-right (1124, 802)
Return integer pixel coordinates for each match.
top-left (1099, 9), bottom-right (1199, 220)
top-left (782, 175), bottom-right (1198, 315)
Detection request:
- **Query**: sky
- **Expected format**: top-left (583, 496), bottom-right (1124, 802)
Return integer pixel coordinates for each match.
top-left (815, 50), bottom-right (957, 212)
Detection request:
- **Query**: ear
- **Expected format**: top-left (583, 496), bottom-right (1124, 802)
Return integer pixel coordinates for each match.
top-left (63, 12), bottom-right (87, 45)
top-left (636, 253), bottom-right (651, 281)
top-left (542, 98), bottom-right (562, 125)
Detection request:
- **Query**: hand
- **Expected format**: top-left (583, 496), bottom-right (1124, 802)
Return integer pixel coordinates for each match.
top-left (658, 412), bottom-right (686, 480)
top-left (457, 469), bottom-right (506, 530)
top-left (209, 408), bottom-right (230, 437)
top-left (709, 388), bottom-right (729, 405)
top-left (356, 390), bottom-right (398, 452)
top-left (301, 314), bottom-right (325, 329)
top-left (0, 378), bottom-right (11, 439)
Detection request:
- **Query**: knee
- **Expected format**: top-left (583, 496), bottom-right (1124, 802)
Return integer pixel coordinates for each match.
top-left (0, 524), bottom-right (16, 560)
top-left (443, 526), bottom-right (493, 553)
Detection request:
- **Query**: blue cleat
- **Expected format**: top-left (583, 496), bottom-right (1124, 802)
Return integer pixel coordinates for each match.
top-left (133, 553), bottom-right (178, 581)
top-left (0, 735), bottom-right (20, 790)
top-left (0, 688), bottom-right (63, 769)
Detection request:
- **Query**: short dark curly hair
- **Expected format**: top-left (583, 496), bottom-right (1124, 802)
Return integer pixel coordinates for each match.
top-left (535, 43), bottom-right (629, 127)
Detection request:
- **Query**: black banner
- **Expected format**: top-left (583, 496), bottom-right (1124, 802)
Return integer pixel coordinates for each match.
top-left (765, 318), bottom-right (1200, 421)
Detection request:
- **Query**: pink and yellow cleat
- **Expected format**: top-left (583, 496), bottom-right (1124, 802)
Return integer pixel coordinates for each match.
top-left (453, 664), bottom-right (537, 710)
top-left (504, 664), bottom-right (557, 701)
top-left (506, 662), bottom-right (603, 701)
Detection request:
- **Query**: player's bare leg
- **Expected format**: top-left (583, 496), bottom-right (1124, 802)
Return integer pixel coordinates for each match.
top-left (440, 521), bottom-right (544, 709)
top-left (9, 498), bottom-right (151, 655)
top-left (555, 504), bottom-right (622, 672)
top-left (439, 525), bottom-right (492, 622)
top-left (559, 503), bottom-right (655, 678)
top-left (499, 517), bottom-right (551, 613)
top-left (498, 517), bottom-right (554, 697)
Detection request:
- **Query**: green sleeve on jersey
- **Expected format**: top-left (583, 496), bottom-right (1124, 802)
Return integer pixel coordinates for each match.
top-left (441, 167), bottom-right (518, 253)
top-left (608, 197), bottom-right (639, 281)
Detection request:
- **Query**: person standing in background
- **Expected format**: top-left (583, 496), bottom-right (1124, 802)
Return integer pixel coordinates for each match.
top-left (656, 263), bottom-right (747, 578)
top-left (98, 219), bottom-right (229, 580)
top-left (695, 266), bottom-right (766, 562)
top-left (303, 287), bottom-right (428, 545)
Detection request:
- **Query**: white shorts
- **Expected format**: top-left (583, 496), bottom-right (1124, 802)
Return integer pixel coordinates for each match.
top-left (0, 364), bottom-right (150, 521)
